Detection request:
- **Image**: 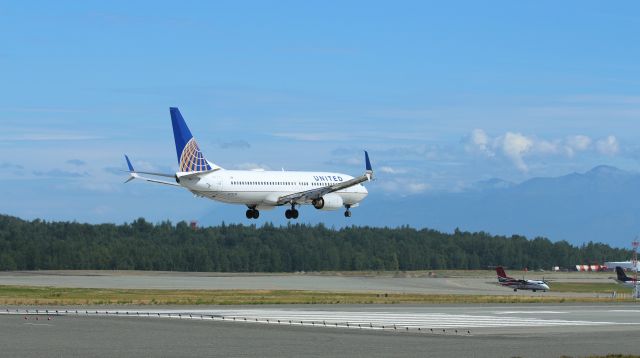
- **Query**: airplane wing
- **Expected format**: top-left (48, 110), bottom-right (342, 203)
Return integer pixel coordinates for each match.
top-left (276, 151), bottom-right (373, 206)
top-left (124, 155), bottom-right (181, 187)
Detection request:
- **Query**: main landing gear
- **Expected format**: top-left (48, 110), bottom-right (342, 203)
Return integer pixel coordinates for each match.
top-left (344, 204), bottom-right (352, 218)
top-left (285, 204), bottom-right (299, 219)
top-left (245, 207), bottom-right (259, 219)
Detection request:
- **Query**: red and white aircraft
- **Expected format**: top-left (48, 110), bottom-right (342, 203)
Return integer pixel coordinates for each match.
top-left (496, 267), bottom-right (550, 292)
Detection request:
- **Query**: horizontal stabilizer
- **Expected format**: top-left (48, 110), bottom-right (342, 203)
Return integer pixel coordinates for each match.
top-left (123, 154), bottom-right (180, 187)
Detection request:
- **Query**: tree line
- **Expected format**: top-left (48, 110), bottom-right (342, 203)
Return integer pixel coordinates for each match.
top-left (0, 214), bottom-right (631, 272)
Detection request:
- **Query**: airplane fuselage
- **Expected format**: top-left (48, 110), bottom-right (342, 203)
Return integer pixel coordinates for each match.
top-left (178, 170), bottom-right (368, 209)
top-left (499, 279), bottom-right (549, 292)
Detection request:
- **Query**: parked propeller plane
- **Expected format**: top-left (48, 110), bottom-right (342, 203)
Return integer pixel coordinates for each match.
top-left (496, 266), bottom-right (550, 292)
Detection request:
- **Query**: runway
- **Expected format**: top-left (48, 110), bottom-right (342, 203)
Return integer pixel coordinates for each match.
top-left (2, 304), bottom-right (640, 357)
top-left (0, 270), bottom-right (616, 297)
top-left (2, 271), bottom-right (637, 356)
top-left (3, 304), bottom-right (639, 333)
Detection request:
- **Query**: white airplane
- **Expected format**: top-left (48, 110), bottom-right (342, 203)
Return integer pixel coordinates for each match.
top-left (125, 107), bottom-right (373, 219)
top-left (496, 267), bottom-right (550, 292)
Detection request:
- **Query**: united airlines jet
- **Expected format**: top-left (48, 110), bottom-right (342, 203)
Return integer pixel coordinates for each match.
top-left (125, 107), bottom-right (373, 219)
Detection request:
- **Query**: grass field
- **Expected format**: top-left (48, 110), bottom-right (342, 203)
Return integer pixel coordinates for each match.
top-left (0, 285), bottom-right (637, 305)
top-left (550, 282), bottom-right (632, 294)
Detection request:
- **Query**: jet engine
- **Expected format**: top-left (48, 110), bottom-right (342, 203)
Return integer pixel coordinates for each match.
top-left (312, 193), bottom-right (344, 211)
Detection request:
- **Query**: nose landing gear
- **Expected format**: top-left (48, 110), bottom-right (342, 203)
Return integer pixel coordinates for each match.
top-left (344, 204), bottom-right (352, 217)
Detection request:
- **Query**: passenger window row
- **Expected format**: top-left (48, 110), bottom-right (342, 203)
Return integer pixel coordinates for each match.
top-left (230, 181), bottom-right (314, 186)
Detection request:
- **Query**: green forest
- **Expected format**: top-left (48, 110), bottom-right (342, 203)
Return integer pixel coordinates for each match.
top-left (0, 214), bottom-right (631, 272)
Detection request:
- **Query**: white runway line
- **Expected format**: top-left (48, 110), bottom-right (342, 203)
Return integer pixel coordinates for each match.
top-left (4, 307), bottom-right (635, 331)
top-left (492, 311), bottom-right (569, 315)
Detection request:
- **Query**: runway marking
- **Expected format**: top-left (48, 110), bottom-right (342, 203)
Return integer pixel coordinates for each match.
top-left (3, 308), bottom-right (637, 331)
top-left (493, 311), bottom-right (568, 314)
top-left (206, 309), bottom-right (616, 328)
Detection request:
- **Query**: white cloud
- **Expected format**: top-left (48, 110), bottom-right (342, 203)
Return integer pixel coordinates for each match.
top-left (464, 130), bottom-right (618, 172)
top-left (565, 135), bottom-right (592, 157)
top-left (379, 166), bottom-right (407, 174)
top-left (596, 135), bottom-right (619, 155)
top-left (377, 178), bottom-right (431, 194)
top-left (499, 132), bottom-right (534, 171)
top-left (566, 135), bottom-right (592, 151)
top-left (534, 139), bottom-right (561, 155)
top-left (407, 182), bottom-right (431, 193)
top-left (466, 129), bottom-right (493, 156)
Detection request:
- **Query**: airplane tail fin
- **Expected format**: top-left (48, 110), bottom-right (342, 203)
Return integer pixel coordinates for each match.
top-left (616, 266), bottom-right (630, 282)
top-left (170, 107), bottom-right (221, 172)
top-left (496, 266), bottom-right (508, 278)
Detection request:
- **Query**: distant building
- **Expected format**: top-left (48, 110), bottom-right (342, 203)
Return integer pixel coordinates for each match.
top-left (604, 261), bottom-right (640, 271)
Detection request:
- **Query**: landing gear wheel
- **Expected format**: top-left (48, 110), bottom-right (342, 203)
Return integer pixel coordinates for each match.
top-left (344, 204), bottom-right (352, 218)
top-left (285, 209), bottom-right (292, 219)
top-left (291, 209), bottom-right (299, 219)
top-left (246, 208), bottom-right (259, 219)
top-left (513, 288), bottom-right (517, 292)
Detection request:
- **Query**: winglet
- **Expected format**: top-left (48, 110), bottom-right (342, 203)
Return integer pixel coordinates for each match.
top-left (364, 150), bottom-right (373, 181)
top-left (124, 155), bottom-right (137, 183)
top-left (125, 154), bottom-right (134, 172)
top-left (365, 151), bottom-right (372, 171)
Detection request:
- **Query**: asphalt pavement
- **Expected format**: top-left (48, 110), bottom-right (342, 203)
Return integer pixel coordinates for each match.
top-left (2, 304), bottom-right (640, 358)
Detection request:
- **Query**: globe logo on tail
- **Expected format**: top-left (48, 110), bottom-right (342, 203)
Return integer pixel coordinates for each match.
top-left (179, 138), bottom-right (211, 172)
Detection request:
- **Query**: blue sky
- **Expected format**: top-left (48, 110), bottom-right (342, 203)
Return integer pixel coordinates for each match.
top-left (1, 1), bottom-right (640, 225)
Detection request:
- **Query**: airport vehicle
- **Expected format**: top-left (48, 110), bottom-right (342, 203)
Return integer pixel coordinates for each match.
top-left (496, 267), bottom-right (550, 292)
top-left (125, 107), bottom-right (373, 219)
top-left (614, 266), bottom-right (639, 287)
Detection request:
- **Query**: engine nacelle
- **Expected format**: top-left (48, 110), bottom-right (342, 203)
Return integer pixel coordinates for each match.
top-left (312, 193), bottom-right (344, 211)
